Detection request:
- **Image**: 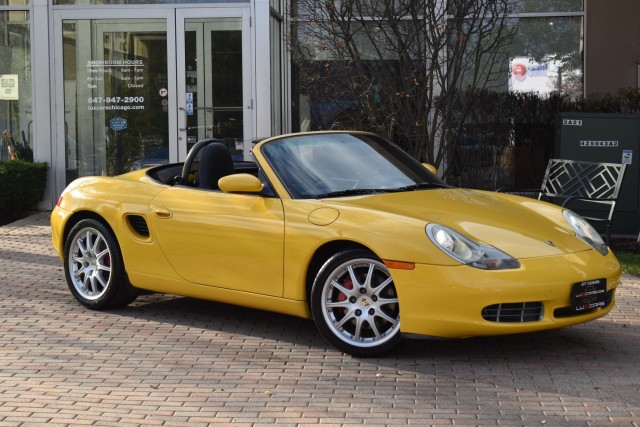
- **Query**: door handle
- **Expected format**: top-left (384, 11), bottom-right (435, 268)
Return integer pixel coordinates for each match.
top-left (179, 107), bottom-right (188, 131)
top-left (179, 106), bottom-right (214, 131)
top-left (153, 206), bottom-right (173, 219)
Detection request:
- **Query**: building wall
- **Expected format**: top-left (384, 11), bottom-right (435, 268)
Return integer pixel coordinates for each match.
top-left (586, 0), bottom-right (640, 95)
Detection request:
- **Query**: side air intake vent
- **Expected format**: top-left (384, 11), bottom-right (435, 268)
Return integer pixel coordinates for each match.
top-left (127, 215), bottom-right (150, 237)
top-left (482, 302), bottom-right (543, 323)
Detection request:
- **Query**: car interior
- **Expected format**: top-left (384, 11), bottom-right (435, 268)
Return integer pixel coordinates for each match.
top-left (146, 139), bottom-right (274, 196)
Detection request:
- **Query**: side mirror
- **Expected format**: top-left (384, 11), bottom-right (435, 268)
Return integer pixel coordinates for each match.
top-left (218, 173), bottom-right (264, 194)
top-left (422, 163), bottom-right (438, 175)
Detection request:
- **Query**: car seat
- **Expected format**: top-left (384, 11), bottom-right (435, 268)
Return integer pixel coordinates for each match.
top-left (197, 142), bottom-right (234, 190)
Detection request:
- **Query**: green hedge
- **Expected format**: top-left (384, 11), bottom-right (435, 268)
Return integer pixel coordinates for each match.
top-left (449, 88), bottom-right (640, 190)
top-left (0, 161), bottom-right (48, 222)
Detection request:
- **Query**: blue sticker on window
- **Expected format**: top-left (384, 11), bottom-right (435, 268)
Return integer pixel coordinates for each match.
top-left (109, 117), bottom-right (128, 131)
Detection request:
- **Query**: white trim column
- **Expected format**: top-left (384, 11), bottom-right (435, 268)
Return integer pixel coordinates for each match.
top-left (32, 0), bottom-right (54, 207)
top-left (253, 0), bottom-right (271, 140)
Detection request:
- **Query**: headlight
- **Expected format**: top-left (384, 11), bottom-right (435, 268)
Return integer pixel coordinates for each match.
top-left (563, 210), bottom-right (608, 255)
top-left (426, 224), bottom-right (520, 270)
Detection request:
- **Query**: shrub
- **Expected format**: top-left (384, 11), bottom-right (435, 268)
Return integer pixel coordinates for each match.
top-left (0, 161), bottom-right (48, 223)
top-left (449, 88), bottom-right (640, 190)
top-left (448, 91), bottom-right (571, 190)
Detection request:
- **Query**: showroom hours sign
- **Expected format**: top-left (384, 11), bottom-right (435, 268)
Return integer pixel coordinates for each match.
top-left (86, 59), bottom-right (146, 111)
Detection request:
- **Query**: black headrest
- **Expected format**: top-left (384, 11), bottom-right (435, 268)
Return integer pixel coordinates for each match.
top-left (198, 142), bottom-right (234, 190)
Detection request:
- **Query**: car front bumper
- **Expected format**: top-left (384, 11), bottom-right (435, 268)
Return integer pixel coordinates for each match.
top-left (392, 249), bottom-right (621, 338)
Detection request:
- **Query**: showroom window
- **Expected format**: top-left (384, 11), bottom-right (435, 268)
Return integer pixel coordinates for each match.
top-left (61, 19), bottom-right (169, 181)
top-left (0, 0), bottom-right (30, 161)
top-left (290, 0), bottom-right (585, 132)
top-left (53, 0), bottom-right (248, 5)
top-left (506, 14), bottom-right (583, 98)
top-left (510, 0), bottom-right (582, 13)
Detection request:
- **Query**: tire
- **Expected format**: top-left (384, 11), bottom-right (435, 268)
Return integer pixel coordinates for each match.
top-left (310, 249), bottom-right (402, 357)
top-left (64, 218), bottom-right (137, 309)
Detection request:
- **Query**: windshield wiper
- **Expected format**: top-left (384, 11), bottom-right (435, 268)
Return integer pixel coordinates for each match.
top-left (392, 182), bottom-right (451, 192)
top-left (315, 188), bottom-right (388, 198)
top-left (315, 182), bottom-right (450, 198)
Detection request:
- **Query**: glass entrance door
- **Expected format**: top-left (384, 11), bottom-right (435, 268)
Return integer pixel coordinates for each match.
top-left (176, 9), bottom-right (252, 161)
top-left (57, 17), bottom-right (170, 184)
top-left (53, 8), bottom-right (251, 192)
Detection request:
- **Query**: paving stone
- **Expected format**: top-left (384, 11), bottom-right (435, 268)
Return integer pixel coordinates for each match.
top-left (0, 212), bottom-right (639, 425)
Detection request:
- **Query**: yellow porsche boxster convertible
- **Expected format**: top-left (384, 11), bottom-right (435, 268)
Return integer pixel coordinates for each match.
top-left (51, 131), bottom-right (621, 356)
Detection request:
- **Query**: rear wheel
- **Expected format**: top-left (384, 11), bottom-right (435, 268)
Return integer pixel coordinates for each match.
top-left (311, 249), bottom-right (402, 357)
top-left (64, 218), bottom-right (137, 309)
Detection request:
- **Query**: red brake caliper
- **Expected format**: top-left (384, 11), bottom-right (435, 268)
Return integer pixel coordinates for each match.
top-left (337, 277), bottom-right (353, 302)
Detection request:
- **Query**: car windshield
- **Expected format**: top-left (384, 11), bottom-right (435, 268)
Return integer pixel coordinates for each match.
top-left (260, 132), bottom-right (447, 199)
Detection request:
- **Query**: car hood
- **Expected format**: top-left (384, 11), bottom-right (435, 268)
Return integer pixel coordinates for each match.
top-left (324, 188), bottom-right (593, 259)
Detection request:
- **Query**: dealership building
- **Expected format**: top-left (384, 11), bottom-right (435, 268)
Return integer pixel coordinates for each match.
top-left (0, 0), bottom-right (638, 208)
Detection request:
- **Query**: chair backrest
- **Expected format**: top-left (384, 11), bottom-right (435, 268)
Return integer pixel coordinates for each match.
top-left (198, 142), bottom-right (234, 190)
top-left (540, 159), bottom-right (626, 201)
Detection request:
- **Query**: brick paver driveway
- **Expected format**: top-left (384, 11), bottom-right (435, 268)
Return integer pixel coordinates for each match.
top-left (1, 212), bottom-right (639, 426)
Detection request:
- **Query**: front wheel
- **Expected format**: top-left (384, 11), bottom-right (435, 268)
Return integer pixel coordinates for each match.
top-left (310, 249), bottom-right (402, 357)
top-left (64, 218), bottom-right (137, 309)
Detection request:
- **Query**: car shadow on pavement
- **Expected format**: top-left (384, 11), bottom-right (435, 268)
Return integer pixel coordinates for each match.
top-left (114, 292), bottom-right (327, 350)
top-left (113, 290), bottom-right (639, 384)
top-left (53, 285), bottom-right (640, 417)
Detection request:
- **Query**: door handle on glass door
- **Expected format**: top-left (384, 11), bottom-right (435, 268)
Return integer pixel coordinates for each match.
top-left (179, 106), bottom-right (213, 131)
top-left (179, 107), bottom-right (188, 131)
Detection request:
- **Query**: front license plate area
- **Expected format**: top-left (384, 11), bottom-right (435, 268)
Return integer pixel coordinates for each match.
top-left (572, 279), bottom-right (607, 312)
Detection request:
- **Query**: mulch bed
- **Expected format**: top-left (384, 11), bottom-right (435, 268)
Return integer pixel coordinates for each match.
top-left (610, 238), bottom-right (640, 253)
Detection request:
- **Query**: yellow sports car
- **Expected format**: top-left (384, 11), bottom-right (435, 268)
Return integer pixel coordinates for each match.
top-left (51, 131), bottom-right (621, 356)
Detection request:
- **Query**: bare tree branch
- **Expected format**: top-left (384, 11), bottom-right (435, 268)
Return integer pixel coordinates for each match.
top-left (289, 0), bottom-right (517, 178)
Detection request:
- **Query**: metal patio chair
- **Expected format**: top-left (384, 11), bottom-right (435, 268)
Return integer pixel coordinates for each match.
top-left (500, 158), bottom-right (627, 244)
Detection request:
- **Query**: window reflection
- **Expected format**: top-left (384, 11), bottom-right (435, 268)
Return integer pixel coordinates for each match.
top-left (62, 19), bottom-right (169, 182)
top-left (54, 0), bottom-right (247, 5)
top-left (510, 0), bottom-right (583, 13)
top-left (0, 0), bottom-right (28, 5)
top-left (291, 8), bottom-right (585, 132)
top-left (0, 10), bottom-right (30, 161)
top-left (508, 16), bottom-right (583, 98)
